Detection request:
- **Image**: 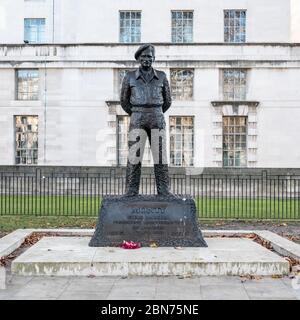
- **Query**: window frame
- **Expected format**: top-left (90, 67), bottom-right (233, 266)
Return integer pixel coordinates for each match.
top-left (169, 116), bottom-right (194, 167)
top-left (170, 68), bottom-right (194, 101)
top-left (119, 10), bottom-right (142, 43)
top-left (14, 115), bottom-right (39, 165)
top-left (171, 10), bottom-right (194, 43)
top-left (222, 68), bottom-right (247, 101)
top-left (15, 69), bottom-right (40, 101)
top-left (222, 116), bottom-right (248, 168)
top-left (224, 9), bottom-right (247, 43)
top-left (24, 18), bottom-right (46, 44)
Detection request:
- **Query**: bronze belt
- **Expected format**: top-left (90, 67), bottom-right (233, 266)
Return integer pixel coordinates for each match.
top-left (131, 106), bottom-right (162, 113)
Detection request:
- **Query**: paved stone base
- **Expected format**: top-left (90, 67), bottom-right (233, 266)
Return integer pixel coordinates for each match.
top-left (1, 275), bottom-right (299, 300)
top-left (11, 237), bottom-right (289, 277)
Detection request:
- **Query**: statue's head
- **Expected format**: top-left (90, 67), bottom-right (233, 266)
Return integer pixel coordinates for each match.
top-left (135, 44), bottom-right (155, 69)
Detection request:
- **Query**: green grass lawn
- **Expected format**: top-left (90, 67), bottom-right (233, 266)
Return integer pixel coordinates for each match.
top-left (0, 196), bottom-right (101, 216)
top-left (0, 195), bottom-right (299, 220)
top-left (196, 198), bottom-right (300, 220)
top-left (0, 215), bottom-right (97, 232)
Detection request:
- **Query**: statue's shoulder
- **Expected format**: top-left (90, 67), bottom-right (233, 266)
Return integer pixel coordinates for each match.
top-left (127, 70), bottom-right (137, 76)
top-left (123, 70), bottom-right (136, 80)
top-left (154, 69), bottom-right (167, 78)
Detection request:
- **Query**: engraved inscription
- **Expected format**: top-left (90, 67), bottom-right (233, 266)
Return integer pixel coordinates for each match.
top-left (89, 195), bottom-right (208, 247)
top-left (131, 207), bottom-right (166, 214)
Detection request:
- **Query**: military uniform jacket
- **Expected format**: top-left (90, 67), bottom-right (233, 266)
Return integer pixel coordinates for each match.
top-left (120, 68), bottom-right (172, 115)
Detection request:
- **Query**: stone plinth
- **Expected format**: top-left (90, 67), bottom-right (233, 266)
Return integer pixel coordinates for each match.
top-left (89, 195), bottom-right (207, 247)
top-left (11, 237), bottom-right (290, 277)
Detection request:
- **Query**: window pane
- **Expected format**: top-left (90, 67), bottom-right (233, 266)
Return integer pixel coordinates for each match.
top-left (17, 69), bottom-right (39, 101)
top-left (15, 116), bottom-right (38, 165)
top-left (169, 116), bottom-right (194, 167)
top-left (171, 11), bottom-right (193, 43)
top-left (24, 18), bottom-right (46, 43)
top-left (223, 69), bottom-right (247, 101)
top-left (223, 116), bottom-right (247, 167)
top-left (224, 10), bottom-right (246, 43)
top-left (171, 69), bottom-right (194, 100)
top-left (120, 11), bottom-right (141, 43)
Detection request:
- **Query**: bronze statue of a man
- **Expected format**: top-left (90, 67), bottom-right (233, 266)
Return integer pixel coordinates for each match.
top-left (120, 44), bottom-right (172, 196)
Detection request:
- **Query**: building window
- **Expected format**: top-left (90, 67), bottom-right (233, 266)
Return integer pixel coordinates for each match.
top-left (223, 116), bottom-right (247, 167)
top-left (172, 11), bottom-right (193, 43)
top-left (16, 70), bottom-right (39, 101)
top-left (24, 18), bottom-right (46, 43)
top-left (224, 10), bottom-right (246, 43)
top-left (15, 116), bottom-right (38, 165)
top-left (120, 11), bottom-right (141, 43)
top-left (223, 69), bottom-right (247, 101)
top-left (170, 116), bottom-right (194, 167)
top-left (117, 116), bottom-right (152, 166)
top-left (171, 69), bottom-right (194, 100)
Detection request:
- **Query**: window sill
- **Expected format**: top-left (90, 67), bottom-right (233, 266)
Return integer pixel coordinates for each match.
top-left (10, 100), bottom-right (42, 107)
top-left (211, 101), bottom-right (259, 107)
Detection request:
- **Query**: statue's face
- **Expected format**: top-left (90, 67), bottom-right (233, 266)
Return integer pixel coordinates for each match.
top-left (139, 48), bottom-right (155, 69)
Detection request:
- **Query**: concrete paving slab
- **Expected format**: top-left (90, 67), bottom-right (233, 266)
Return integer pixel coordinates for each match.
top-left (11, 277), bottom-right (70, 300)
top-left (0, 267), bottom-right (6, 290)
top-left (155, 293), bottom-right (203, 300)
top-left (108, 284), bottom-right (155, 296)
top-left (64, 282), bottom-right (113, 293)
top-left (58, 292), bottom-right (110, 300)
top-left (199, 276), bottom-right (244, 286)
top-left (281, 275), bottom-right (300, 299)
top-left (1, 274), bottom-right (299, 300)
top-left (201, 284), bottom-right (249, 300)
top-left (11, 237), bottom-right (289, 277)
top-left (242, 278), bottom-right (298, 300)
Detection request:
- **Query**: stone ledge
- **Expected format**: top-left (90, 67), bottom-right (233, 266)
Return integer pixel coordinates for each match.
top-left (1, 229), bottom-right (299, 266)
top-left (0, 229), bottom-right (33, 258)
top-left (255, 230), bottom-right (300, 261)
top-left (0, 267), bottom-right (5, 290)
top-left (11, 237), bottom-right (289, 277)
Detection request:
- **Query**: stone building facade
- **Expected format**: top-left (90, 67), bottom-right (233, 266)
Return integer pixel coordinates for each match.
top-left (0, 0), bottom-right (300, 168)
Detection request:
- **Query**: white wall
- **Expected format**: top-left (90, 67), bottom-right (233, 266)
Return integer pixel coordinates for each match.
top-left (0, 0), bottom-right (295, 44)
top-left (251, 68), bottom-right (300, 167)
top-left (291, 0), bottom-right (300, 42)
top-left (0, 0), bottom-right (299, 168)
top-left (0, 0), bottom-right (24, 44)
top-left (2, 54), bottom-right (300, 167)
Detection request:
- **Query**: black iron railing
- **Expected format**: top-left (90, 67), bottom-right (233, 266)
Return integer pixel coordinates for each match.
top-left (0, 170), bottom-right (299, 220)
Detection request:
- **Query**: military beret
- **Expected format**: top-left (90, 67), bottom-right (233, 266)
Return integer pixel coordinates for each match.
top-left (134, 44), bottom-right (155, 60)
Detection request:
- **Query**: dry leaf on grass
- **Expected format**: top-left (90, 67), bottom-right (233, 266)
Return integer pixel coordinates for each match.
top-left (285, 235), bottom-right (300, 242)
